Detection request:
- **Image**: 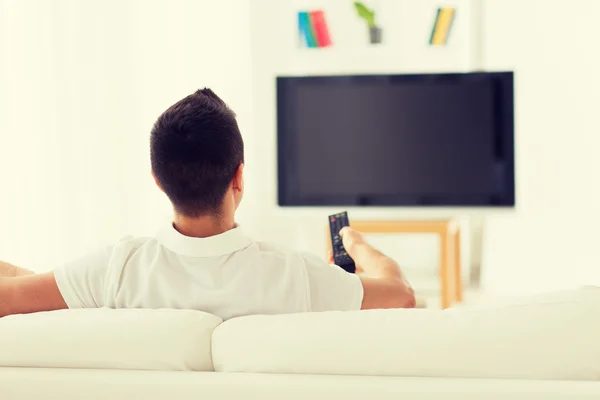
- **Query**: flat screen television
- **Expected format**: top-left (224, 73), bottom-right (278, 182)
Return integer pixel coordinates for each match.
top-left (277, 72), bottom-right (515, 207)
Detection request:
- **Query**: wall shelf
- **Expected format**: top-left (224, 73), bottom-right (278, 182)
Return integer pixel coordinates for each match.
top-left (282, 45), bottom-right (474, 76)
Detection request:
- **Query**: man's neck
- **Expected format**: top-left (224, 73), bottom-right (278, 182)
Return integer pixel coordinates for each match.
top-left (172, 213), bottom-right (235, 238)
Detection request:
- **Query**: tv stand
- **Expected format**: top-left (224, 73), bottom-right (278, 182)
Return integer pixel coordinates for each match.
top-left (326, 219), bottom-right (462, 309)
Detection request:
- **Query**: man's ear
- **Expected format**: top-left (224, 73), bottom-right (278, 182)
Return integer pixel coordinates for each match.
top-left (232, 163), bottom-right (244, 193)
top-left (152, 171), bottom-right (164, 193)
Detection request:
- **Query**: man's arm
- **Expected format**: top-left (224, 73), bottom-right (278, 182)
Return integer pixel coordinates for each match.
top-left (339, 227), bottom-right (415, 309)
top-left (0, 261), bottom-right (66, 317)
top-left (0, 243), bottom-right (115, 317)
top-left (0, 273), bottom-right (68, 317)
top-left (0, 261), bottom-right (34, 277)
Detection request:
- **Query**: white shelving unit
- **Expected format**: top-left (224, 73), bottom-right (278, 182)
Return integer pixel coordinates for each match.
top-left (250, 0), bottom-right (485, 294)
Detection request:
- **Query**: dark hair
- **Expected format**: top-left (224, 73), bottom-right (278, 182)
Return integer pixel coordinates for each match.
top-left (150, 88), bottom-right (244, 217)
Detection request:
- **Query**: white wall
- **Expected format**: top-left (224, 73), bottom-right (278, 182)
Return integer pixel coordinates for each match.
top-left (481, 0), bottom-right (600, 294)
top-left (4, 0), bottom-right (595, 296)
top-left (0, 0), bottom-right (257, 270)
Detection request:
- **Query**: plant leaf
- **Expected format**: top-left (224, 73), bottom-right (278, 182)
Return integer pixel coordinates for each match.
top-left (354, 2), bottom-right (374, 21)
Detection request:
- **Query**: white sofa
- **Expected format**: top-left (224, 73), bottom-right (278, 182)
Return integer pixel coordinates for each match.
top-left (2, 287), bottom-right (600, 400)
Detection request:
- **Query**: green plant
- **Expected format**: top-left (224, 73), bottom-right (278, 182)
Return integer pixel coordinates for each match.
top-left (354, 2), bottom-right (376, 28)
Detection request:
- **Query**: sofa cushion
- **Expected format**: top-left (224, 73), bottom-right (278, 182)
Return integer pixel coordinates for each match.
top-left (212, 287), bottom-right (600, 380)
top-left (0, 308), bottom-right (221, 371)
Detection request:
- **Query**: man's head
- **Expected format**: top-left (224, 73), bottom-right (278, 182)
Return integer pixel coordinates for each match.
top-left (150, 89), bottom-right (244, 218)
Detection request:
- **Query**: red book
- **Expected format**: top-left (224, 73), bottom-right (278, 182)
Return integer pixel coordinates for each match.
top-left (310, 10), bottom-right (332, 47)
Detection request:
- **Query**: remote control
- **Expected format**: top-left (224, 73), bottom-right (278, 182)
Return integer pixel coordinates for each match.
top-left (328, 211), bottom-right (356, 273)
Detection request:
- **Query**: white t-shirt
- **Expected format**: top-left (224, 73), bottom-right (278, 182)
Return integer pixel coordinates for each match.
top-left (54, 224), bottom-right (363, 320)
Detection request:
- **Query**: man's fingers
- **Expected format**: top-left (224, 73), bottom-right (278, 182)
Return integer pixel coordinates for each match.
top-left (327, 249), bottom-right (334, 264)
top-left (339, 226), bottom-right (351, 236)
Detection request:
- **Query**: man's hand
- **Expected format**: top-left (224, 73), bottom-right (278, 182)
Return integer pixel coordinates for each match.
top-left (339, 226), bottom-right (366, 257)
top-left (326, 248), bottom-right (364, 274)
top-left (328, 227), bottom-right (366, 273)
top-left (328, 226), bottom-right (415, 309)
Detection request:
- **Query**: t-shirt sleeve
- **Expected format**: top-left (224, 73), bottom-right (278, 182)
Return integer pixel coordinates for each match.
top-left (303, 253), bottom-right (364, 312)
top-left (53, 245), bottom-right (113, 309)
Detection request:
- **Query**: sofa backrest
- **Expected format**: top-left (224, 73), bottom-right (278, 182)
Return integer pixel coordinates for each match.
top-left (212, 288), bottom-right (600, 380)
top-left (0, 308), bottom-right (221, 371)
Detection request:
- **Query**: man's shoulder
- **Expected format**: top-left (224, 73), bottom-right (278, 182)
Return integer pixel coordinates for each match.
top-left (108, 235), bottom-right (158, 257)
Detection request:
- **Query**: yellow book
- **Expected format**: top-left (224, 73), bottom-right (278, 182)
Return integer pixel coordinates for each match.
top-left (430, 8), bottom-right (455, 46)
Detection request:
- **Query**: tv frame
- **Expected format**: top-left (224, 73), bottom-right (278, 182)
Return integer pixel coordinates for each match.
top-left (276, 72), bottom-right (515, 208)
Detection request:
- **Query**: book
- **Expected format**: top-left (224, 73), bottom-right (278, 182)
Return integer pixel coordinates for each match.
top-left (298, 11), bottom-right (318, 48)
top-left (429, 7), bottom-right (456, 46)
top-left (309, 10), bottom-right (332, 47)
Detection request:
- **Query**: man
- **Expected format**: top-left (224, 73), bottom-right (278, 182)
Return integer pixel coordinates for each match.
top-left (0, 89), bottom-right (414, 319)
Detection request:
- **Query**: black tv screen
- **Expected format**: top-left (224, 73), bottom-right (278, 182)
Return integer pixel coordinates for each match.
top-left (277, 72), bottom-right (515, 207)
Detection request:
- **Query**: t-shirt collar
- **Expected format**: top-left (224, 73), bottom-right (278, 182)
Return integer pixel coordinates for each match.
top-left (155, 222), bottom-right (253, 257)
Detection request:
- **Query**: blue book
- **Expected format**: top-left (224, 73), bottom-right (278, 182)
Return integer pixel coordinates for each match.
top-left (298, 11), bottom-right (318, 48)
